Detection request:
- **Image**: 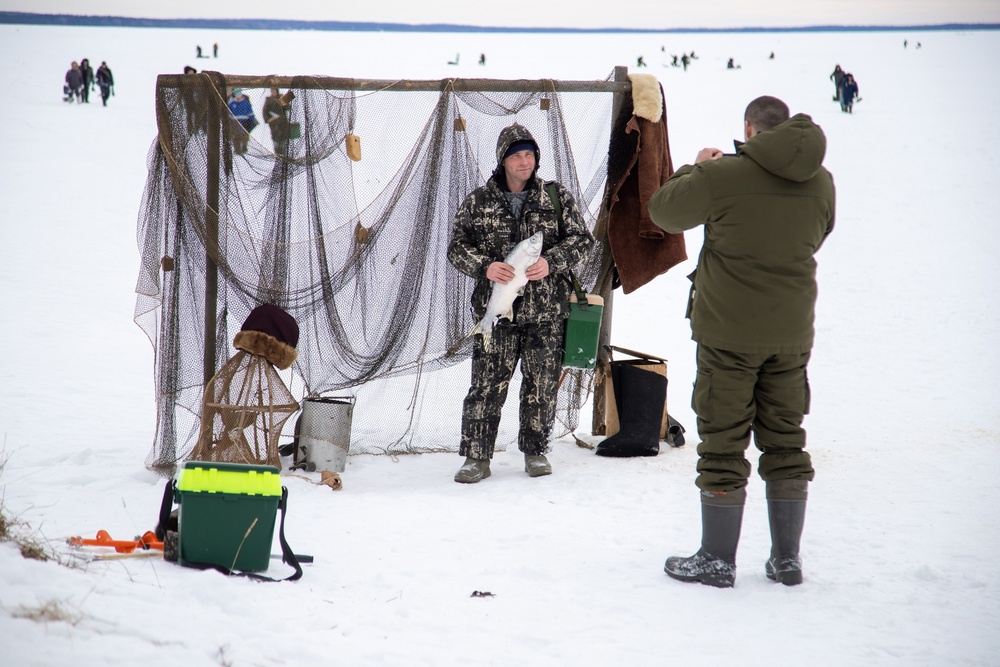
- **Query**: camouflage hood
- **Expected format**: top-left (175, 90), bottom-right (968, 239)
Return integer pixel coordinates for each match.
top-left (495, 123), bottom-right (540, 168)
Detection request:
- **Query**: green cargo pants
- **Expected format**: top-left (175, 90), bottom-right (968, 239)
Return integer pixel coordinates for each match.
top-left (459, 320), bottom-right (565, 460)
top-left (693, 344), bottom-right (815, 493)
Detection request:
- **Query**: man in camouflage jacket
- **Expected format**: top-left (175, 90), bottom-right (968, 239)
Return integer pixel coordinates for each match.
top-left (649, 97), bottom-right (835, 587)
top-left (448, 123), bottom-right (593, 483)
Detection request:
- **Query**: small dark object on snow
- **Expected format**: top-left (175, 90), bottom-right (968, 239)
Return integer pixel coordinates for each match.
top-left (470, 590), bottom-right (495, 598)
top-left (667, 415), bottom-right (686, 447)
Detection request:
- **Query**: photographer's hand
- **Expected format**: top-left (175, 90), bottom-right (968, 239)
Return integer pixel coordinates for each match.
top-left (695, 148), bottom-right (724, 163)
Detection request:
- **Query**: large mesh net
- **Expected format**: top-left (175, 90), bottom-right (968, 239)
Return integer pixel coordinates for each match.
top-left (135, 69), bottom-right (637, 474)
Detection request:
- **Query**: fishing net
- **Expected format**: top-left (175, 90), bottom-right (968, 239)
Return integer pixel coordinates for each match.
top-left (135, 69), bottom-right (635, 474)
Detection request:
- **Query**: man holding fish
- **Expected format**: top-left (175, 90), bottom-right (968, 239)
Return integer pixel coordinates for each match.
top-left (447, 124), bottom-right (593, 483)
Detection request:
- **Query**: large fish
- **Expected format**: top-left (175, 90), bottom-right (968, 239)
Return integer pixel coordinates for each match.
top-left (471, 231), bottom-right (543, 345)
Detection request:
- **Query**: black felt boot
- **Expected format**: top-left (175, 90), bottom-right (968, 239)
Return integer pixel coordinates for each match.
top-left (595, 364), bottom-right (665, 457)
top-left (664, 488), bottom-right (746, 588)
top-left (765, 479), bottom-right (808, 586)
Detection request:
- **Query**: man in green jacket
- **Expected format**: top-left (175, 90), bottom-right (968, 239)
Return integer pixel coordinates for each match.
top-left (648, 96), bottom-right (835, 587)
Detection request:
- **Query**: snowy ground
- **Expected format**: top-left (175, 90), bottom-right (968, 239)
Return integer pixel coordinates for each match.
top-left (0, 23), bottom-right (999, 667)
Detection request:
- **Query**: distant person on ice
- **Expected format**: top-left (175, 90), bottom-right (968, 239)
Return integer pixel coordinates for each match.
top-left (648, 96), bottom-right (835, 588)
top-left (79, 58), bottom-right (94, 103)
top-left (95, 61), bottom-right (114, 106)
top-left (227, 88), bottom-right (257, 154)
top-left (64, 61), bottom-right (83, 103)
top-left (263, 87), bottom-right (291, 154)
top-left (830, 64), bottom-right (845, 102)
top-left (840, 73), bottom-right (859, 113)
top-left (447, 124), bottom-right (593, 484)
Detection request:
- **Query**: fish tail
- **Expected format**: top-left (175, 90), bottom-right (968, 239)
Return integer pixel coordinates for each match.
top-left (469, 321), bottom-right (493, 349)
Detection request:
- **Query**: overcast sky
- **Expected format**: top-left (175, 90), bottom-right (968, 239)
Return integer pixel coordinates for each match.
top-left (7, 0), bottom-right (1000, 29)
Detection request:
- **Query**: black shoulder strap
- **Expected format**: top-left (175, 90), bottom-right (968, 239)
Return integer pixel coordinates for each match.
top-left (547, 182), bottom-right (589, 308)
top-left (567, 272), bottom-right (589, 308)
top-left (264, 487), bottom-right (305, 582)
top-left (545, 181), bottom-right (562, 220)
top-left (157, 478), bottom-right (175, 540)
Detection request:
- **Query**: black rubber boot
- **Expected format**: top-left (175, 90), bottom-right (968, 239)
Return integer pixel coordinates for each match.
top-left (765, 479), bottom-right (808, 586)
top-left (595, 364), bottom-right (665, 457)
top-left (664, 488), bottom-right (746, 588)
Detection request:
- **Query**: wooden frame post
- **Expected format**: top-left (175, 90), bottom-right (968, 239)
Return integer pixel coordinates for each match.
top-left (203, 73), bottom-right (223, 389)
top-left (591, 65), bottom-right (629, 435)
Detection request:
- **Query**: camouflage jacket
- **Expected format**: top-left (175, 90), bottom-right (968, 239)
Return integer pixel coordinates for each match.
top-left (448, 175), bottom-right (594, 324)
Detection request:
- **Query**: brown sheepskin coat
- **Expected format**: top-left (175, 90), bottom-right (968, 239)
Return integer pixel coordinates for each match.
top-left (606, 74), bottom-right (687, 294)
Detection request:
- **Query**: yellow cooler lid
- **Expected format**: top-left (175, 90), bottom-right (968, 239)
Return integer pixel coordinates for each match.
top-left (178, 462), bottom-right (282, 496)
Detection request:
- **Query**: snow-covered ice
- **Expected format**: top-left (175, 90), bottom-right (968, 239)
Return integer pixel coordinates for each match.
top-left (0, 22), bottom-right (998, 667)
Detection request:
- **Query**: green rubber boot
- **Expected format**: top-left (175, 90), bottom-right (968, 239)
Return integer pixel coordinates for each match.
top-left (664, 487), bottom-right (746, 588)
top-left (524, 454), bottom-right (552, 477)
top-left (454, 457), bottom-right (491, 484)
top-left (765, 479), bottom-right (808, 586)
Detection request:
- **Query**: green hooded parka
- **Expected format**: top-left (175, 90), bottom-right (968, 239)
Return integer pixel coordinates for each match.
top-left (648, 113), bottom-right (835, 353)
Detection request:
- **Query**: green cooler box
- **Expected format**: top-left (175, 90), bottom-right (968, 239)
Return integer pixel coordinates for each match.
top-left (176, 461), bottom-right (282, 572)
top-left (563, 293), bottom-right (604, 369)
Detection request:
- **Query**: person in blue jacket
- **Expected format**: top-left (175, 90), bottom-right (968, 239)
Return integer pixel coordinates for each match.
top-left (227, 88), bottom-right (257, 153)
top-left (839, 73), bottom-right (859, 113)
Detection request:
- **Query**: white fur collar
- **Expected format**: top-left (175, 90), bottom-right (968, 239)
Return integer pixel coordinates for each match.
top-left (628, 73), bottom-right (662, 123)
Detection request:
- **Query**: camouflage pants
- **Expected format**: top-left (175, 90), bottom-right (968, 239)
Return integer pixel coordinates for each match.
top-left (459, 320), bottom-right (565, 459)
top-left (693, 344), bottom-right (815, 493)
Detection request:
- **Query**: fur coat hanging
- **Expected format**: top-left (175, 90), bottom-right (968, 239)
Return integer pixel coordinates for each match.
top-left (606, 73), bottom-right (687, 294)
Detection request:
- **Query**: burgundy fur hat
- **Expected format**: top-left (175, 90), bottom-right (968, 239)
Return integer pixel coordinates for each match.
top-left (232, 304), bottom-right (299, 370)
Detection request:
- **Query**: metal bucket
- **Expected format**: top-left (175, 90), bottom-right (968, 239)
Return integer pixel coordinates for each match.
top-left (293, 396), bottom-right (355, 473)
